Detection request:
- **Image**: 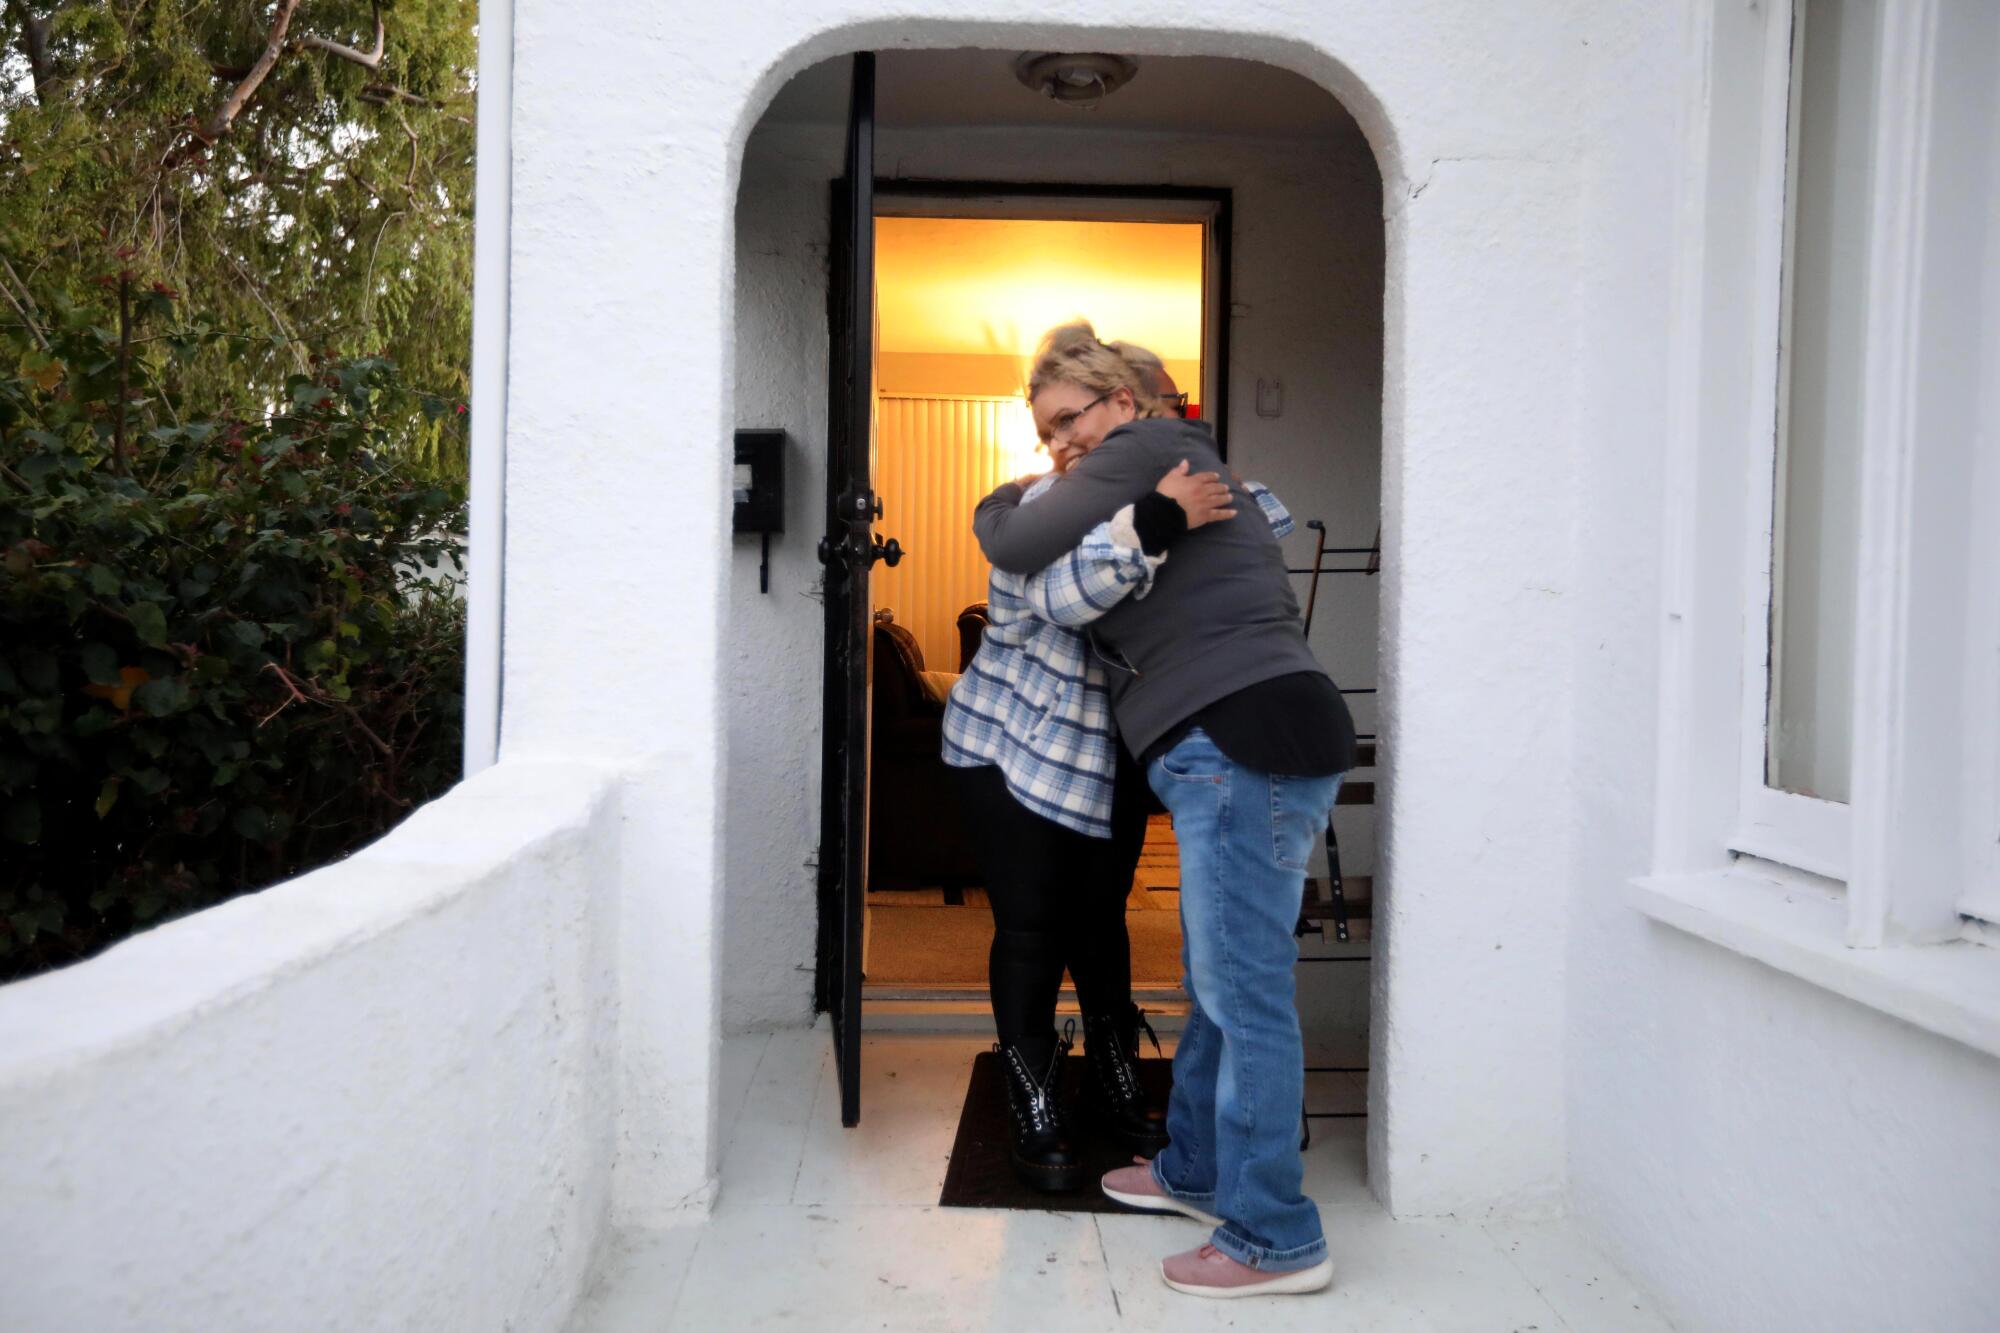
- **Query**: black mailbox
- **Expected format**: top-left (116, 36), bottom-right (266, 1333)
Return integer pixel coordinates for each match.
top-left (733, 430), bottom-right (785, 535)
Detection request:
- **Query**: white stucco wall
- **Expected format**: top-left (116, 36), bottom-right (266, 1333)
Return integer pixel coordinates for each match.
top-left (1560, 8), bottom-right (2000, 1330)
top-left (722, 131), bottom-right (839, 1029)
top-left (0, 763), bottom-right (621, 1332)
top-left (723, 108), bottom-right (1386, 1032)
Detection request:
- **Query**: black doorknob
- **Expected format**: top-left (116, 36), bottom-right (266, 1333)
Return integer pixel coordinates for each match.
top-left (871, 536), bottom-right (904, 568)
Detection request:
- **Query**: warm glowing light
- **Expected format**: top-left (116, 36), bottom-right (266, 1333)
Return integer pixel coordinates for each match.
top-left (875, 217), bottom-right (1203, 401)
top-left (999, 395), bottom-right (1049, 480)
top-left (868, 215), bottom-right (1209, 668)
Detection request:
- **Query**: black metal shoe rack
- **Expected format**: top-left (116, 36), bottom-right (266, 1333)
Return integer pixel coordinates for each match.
top-left (1292, 521), bottom-right (1380, 1147)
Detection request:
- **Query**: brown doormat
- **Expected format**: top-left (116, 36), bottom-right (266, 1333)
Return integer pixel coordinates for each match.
top-left (938, 1051), bottom-right (1175, 1212)
top-left (868, 906), bottom-right (1183, 988)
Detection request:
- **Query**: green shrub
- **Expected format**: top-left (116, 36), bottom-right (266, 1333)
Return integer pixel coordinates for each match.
top-left (1, 286), bottom-right (466, 982)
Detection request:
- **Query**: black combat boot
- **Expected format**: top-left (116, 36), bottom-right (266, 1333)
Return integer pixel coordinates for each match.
top-left (995, 1034), bottom-right (1082, 1192)
top-left (1081, 1005), bottom-right (1169, 1156)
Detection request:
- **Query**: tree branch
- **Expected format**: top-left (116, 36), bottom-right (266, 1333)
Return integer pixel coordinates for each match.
top-left (0, 417), bottom-right (30, 490)
top-left (359, 83), bottom-right (458, 112)
top-left (226, 252), bottom-right (311, 375)
top-left (256, 661), bottom-right (396, 760)
top-left (0, 255), bottom-right (48, 349)
top-left (5, 0), bottom-right (55, 102)
top-left (207, 6), bottom-right (455, 123)
top-left (394, 102), bottom-right (419, 194)
top-left (299, 4), bottom-right (384, 71)
top-left (336, 701), bottom-right (396, 761)
top-left (189, 0), bottom-right (301, 152)
top-left (362, 209), bottom-right (406, 322)
top-left (113, 274), bottom-right (132, 476)
top-left (256, 661), bottom-right (311, 727)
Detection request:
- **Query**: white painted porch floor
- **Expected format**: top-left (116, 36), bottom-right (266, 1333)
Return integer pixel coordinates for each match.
top-left (570, 1026), bottom-right (1672, 1332)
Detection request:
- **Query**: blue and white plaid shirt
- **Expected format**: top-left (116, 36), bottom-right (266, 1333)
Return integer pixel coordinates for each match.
top-left (942, 475), bottom-right (1293, 837)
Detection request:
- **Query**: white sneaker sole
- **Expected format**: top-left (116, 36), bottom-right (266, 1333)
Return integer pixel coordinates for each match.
top-left (1162, 1254), bottom-right (1335, 1299)
top-left (1099, 1178), bottom-right (1224, 1228)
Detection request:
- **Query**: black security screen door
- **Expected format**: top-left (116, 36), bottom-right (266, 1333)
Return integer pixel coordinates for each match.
top-left (815, 52), bottom-right (883, 1128)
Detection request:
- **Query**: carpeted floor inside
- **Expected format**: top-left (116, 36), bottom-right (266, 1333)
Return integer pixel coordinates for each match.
top-left (866, 906), bottom-right (1183, 988)
top-left (937, 1051), bottom-right (1175, 1212)
top-left (867, 814), bottom-right (1183, 988)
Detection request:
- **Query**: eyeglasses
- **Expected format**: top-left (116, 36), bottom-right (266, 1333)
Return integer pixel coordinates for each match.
top-left (1045, 390), bottom-right (1115, 442)
top-left (1166, 392), bottom-right (1191, 418)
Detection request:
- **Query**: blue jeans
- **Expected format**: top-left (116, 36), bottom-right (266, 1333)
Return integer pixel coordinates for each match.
top-left (1146, 728), bottom-right (1343, 1272)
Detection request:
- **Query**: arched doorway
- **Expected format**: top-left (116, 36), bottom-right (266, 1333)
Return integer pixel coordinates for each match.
top-left (492, 0), bottom-right (1588, 1223)
top-left (720, 41), bottom-right (1388, 1162)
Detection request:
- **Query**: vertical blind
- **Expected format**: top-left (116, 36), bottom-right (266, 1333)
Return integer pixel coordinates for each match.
top-left (872, 394), bottom-right (1041, 672)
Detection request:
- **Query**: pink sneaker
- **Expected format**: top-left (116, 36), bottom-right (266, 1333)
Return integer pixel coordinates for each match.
top-left (1099, 1158), bottom-right (1223, 1227)
top-left (1161, 1243), bottom-right (1334, 1298)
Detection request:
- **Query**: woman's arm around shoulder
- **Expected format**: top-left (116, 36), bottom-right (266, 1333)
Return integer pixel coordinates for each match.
top-left (973, 433), bottom-right (1166, 574)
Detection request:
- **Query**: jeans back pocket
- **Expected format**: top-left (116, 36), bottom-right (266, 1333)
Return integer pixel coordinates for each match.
top-left (1271, 772), bottom-right (1343, 870)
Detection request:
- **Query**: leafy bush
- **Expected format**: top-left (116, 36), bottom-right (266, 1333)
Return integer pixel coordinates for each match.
top-left (1, 286), bottom-right (466, 981)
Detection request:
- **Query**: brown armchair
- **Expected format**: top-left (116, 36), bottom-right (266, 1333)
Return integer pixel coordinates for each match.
top-left (868, 615), bottom-right (981, 892)
top-left (955, 601), bottom-right (989, 672)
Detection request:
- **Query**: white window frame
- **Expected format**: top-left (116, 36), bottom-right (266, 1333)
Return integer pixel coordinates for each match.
top-left (1837, 0), bottom-right (2000, 946)
top-left (1952, 83), bottom-right (2000, 929)
top-left (1965, 431), bottom-right (2000, 925)
top-left (1727, 0), bottom-right (1851, 883)
top-left (1717, 0), bottom-right (1992, 938)
top-left (1837, 0), bottom-right (1939, 945)
top-left (1635, 0), bottom-right (2000, 1058)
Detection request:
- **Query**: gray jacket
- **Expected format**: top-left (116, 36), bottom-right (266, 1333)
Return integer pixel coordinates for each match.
top-left (974, 417), bottom-right (1327, 756)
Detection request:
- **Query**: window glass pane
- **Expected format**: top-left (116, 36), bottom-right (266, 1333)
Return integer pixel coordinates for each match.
top-left (1768, 0), bottom-right (1879, 803)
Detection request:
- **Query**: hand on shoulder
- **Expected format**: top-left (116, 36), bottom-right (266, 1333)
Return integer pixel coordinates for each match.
top-left (1154, 459), bottom-right (1236, 530)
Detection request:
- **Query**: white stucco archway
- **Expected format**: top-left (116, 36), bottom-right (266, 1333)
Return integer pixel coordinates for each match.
top-left (496, 3), bottom-right (1585, 1226)
top-left (724, 36), bottom-right (1399, 1174)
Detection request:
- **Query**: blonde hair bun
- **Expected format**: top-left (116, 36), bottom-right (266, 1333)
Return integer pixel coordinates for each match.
top-left (1026, 320), bottom-right (1172, 419)
top-left (1037, 319), bottom-right (1105, 359)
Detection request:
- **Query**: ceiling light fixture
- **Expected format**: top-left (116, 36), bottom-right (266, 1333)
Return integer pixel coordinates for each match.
top-left (1012, 52), bottom-right (1139, 111)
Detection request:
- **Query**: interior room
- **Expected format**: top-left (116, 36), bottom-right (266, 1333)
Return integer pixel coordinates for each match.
top-left (863, 211), bottom-right (1208, 999)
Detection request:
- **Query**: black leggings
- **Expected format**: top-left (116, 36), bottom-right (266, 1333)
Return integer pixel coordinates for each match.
top-left (952, 755), bottom-right (1151, 1063)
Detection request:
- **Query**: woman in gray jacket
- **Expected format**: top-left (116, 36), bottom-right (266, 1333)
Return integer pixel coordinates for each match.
top-left (976, 328), bottom-right (1356, 1300)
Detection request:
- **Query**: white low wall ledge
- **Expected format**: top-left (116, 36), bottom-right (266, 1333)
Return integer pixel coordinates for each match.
top-left (0, 758), bottom-right (626, 1333)
top-left (1628, 868), bottom-right (2000, 1061)
top-left (0, 759), bottom-right (618, 1081)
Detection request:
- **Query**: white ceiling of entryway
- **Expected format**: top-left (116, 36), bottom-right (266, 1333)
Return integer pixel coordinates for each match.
top-left (760, 50), bottom-right (1358, 141)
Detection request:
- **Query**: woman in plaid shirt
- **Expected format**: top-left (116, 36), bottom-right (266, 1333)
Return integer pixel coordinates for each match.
top-left (943, 325), bottom-right (1292, 1193)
